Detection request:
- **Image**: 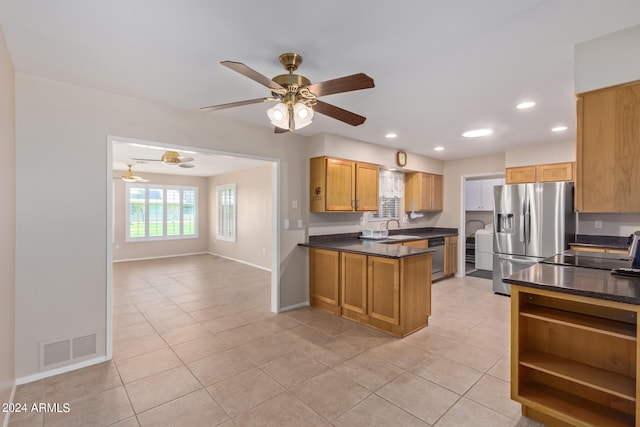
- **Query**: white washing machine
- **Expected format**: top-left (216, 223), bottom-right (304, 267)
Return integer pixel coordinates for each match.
top-left (475, 228), bottom-right (494, 271)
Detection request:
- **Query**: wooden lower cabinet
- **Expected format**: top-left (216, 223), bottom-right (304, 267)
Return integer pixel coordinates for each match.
top-left (444, 235), bottom-right (458, 276)
top-left (511, 285), bottom-right (639, 427)
top-left (312, 248), bottom-right (432, 337)
top-left (309, 248), bottom-right (341, 315)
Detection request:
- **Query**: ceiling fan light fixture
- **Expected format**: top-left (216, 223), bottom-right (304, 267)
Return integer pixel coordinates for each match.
top-left (267, 102), bottom-right (313, 130)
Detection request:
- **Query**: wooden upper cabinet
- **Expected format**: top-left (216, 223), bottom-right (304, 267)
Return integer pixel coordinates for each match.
top-left (310, 156), bottom-right (379, 212)
top-left (506, 166), bottom-right (537, 184)
top-left (404, 172), bottom-right (443, 212)
top-left (506, 163), bottom-right (574, 184)
top-left (537, 162), bottom-right (574, 183)
top-left (576, 81), bottom-right (640, 212)
top-left (355, 162), bottom-right (379, 211)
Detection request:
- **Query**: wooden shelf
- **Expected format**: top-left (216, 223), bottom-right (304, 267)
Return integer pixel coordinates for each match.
top-left (520, 304), bottom-right (636, 341)
top-left (520, 350), bottom-right (636, 401)
top-left (519, 382), bottom-right (635, 427)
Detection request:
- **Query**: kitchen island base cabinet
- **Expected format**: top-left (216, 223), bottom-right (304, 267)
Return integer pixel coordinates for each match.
top-left (341, 253), bottom-right (431, 337)
top-left (311, 248), bottom-right (432, 337)
top-left (511, 285), bottom-right (639, 427)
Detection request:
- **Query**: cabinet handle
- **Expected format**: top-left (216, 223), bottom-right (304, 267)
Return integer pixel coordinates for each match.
top-left (356, 199), bottom-right (360, 208)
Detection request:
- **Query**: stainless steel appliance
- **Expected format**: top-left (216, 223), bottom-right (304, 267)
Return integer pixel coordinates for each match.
top-left (429, 237), bottom-right (445, 280)
top-left (492, 182), bottom-right (575, 295)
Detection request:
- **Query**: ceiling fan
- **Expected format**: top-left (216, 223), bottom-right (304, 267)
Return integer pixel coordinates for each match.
top-left (201, 53), bottom-right (375, 133)
top-left (116, 164), bottom-right (149, 183)
top-left (131, 150), bottom-right (195, 168)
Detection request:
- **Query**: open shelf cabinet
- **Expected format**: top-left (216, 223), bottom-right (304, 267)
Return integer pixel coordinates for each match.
top-left (511, 286), bottom-right (640, 426)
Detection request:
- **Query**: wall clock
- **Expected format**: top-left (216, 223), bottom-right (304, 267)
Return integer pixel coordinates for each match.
top-left (396, 151), bottom-right (407, 167)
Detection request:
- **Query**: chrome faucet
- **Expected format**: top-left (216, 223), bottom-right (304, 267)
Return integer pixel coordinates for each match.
top-left (384, 218), bottom-right (401, 230)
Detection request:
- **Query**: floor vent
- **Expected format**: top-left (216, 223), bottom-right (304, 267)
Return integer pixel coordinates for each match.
top-left (40, 332), bottom-right (98, 371)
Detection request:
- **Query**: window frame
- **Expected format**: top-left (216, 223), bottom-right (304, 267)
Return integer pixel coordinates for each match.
top-left (216, 183), bottom-right (237, 242)
top-left (125, 183), bottom-right (198, 242)
top-left (369, 170), bottom-right (403, 222)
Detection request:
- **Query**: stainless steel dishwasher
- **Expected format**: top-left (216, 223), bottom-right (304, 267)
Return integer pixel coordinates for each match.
top-left (429, 237), bottom-right (445, 280)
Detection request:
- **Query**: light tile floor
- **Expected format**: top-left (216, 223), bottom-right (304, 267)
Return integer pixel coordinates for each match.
top-left (8, 254), bottom-right (547, 427)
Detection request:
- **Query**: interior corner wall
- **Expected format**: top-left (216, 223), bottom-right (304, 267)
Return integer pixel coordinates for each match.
top-left (208, 164), bottom-right (273, 270)
top-left (504, 139), bottom-right (575, 168)
top-left (14, 73), bottom-right (308, 378)
top-left (0, 23), bottom-right (16, 413)
top-left (575, 23), bottom-right (640, 93)
top-left (112, 172), bottom-right (210, 261)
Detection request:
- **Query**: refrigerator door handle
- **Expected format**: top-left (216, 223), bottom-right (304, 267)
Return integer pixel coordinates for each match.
top-left (524, 197), bottom-right (531, 244)
top-left (519, 214), bottom-right (525, 243)
top-left (498, 255), bottom-right (537, 265)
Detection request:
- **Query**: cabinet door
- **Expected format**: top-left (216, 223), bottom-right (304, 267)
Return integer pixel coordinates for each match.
top-left (444, 235), bottom-right (458, 276)
top-left (326, 158), bottom-right (355, 211)
top-left (355, 162), bottom-right (379, 211)
top-left (577, 82), bottom-right (640, 212)
top-left (431, 174), bottom-right (443, 211)
top-left (465, 180), bottom-right (483, 210)
top-left (340, 252), bottom-right (367, 314)
top-left (310, 248), bottom-right (340, 313)
top-left (368, 256), bottom-right (400, 326)
top-left (506, 166), bottom-right (536, 184)
top-left (537, 162), bottom-right (574, 183)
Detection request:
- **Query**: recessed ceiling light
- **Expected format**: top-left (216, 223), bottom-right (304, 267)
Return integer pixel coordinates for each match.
top-left (385, 133), bottom-right (398, 139)
top-left (516, 101), bottom-right (536, 109)
top-left (552, 126), bottom-right (568, 132)
top-left (434, 146), bottom-right (445, 151)
top-left (462, 128), bottom-right (493, 138)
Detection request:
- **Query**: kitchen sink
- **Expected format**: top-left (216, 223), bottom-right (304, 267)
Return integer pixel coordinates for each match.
top-left (386, 234), bottom-right (422, 241)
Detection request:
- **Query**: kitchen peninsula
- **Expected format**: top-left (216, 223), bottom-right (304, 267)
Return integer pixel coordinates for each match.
top-left (300, 227), bottom-right (457, 337)
top-left (504, 263), bottom-right (640, 427)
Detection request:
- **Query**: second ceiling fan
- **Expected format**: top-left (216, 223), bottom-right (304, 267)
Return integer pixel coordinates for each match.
top-left (201, 53), bottom-right (375, 133)
top-left (132, 150), bottom-right (195, 168)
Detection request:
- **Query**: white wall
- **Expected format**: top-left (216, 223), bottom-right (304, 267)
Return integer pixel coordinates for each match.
top-left (578, 213), bottom-right (640, 237)
top-left (575, 24), bottom-right (640, 94)
top-left (15, 74), bottom-right (308, 379)
top-left (0, 24), bottom-right (16, 420)
top-left (209, 165), bottom-right (273, 270)
top-left (112, 172), bottom-right (210, 261)
top-left (505, 140), bottom-right (575, 167)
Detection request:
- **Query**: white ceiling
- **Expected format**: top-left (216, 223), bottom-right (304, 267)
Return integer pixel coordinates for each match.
top-left (2, 0), bottom-right (640, 171)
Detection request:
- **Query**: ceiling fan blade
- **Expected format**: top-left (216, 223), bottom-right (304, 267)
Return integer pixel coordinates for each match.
top-left (274, 127), bottom-right (289, 134)
top-left (130, 157), bottom-right (161, 162)
top-left (305, 73), bottom-right (374, 97)
top-left (221, 61), bottom-right (283, 91)
top-left (179, 163), bottom-right (195, 168)
top-left (313, 100), bottom-right (366, 126)
top-left (200, 97), bottom-right (277, 112)
top-left (175, 156), bottom-right (194, 163)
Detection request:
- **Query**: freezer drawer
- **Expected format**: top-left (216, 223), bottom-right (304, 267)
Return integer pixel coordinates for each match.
top-left (492, 253), bottom-right (540, 296)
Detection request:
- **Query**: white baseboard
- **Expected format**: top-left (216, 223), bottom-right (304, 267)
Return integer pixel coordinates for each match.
top-left (207, 252), bottom-right (272, 272)
top-left (279, 301), bottom-right (310, 312)
top-left (2, 381), bottom-right (16, 427)
top-left (113, 252), bottom-right (208, 263)
top-left (16, 356), bottom-right (108, 386)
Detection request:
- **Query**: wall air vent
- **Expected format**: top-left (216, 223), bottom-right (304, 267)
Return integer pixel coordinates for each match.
top-left (40, 332), bottom-right (98, 371)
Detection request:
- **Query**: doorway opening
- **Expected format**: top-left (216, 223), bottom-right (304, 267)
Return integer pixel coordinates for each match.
top-left (106, 135), bottom-right (280, 359)
top-left (458, 172), bottom-right (505, 277)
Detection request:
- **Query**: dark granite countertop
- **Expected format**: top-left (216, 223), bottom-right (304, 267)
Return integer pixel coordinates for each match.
top-left (503, 263), bottom-right (640, 305)
top-left (299, 227), bottom-right (457, 259)
top-left (570, 234), bottom-right (630, 251)
top-left (299, 240), bottom-right (435, 258)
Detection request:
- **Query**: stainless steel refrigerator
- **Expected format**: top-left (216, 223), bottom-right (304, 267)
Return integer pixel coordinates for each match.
top-left (492, 182), bottom-right (575, 295)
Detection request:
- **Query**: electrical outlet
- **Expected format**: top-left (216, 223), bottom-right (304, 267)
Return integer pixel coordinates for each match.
top-left (359, 215), bottom-right (365, 226)
top-left (297, 219), bottom-right (303, 228)
top-left (292, 200), bottom-right (298, 209)
top-left (595, 220), bottom-right (603, 229)
top-left (284, 219), bottom-right (289, 229)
